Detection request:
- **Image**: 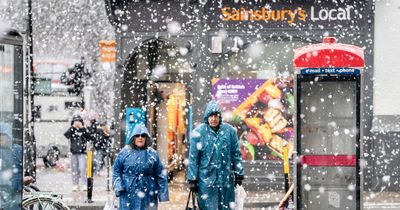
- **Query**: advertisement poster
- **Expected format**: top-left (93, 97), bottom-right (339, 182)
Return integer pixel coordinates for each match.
top-left (211, 78), bottom-right (295, 161)
top-left (125, 107), bottom-right (146, 145)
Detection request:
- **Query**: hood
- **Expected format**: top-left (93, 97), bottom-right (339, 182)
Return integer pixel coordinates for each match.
top-left (129, 124), bottom-right (153, 147)
top-left (203, 100), bottom-right (222, 125)
top-left (71, 115), bottom-right (84, 126)
top-left (0, 122), bottom-right (12, 147)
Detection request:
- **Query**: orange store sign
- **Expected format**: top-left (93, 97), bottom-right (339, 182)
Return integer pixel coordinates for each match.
top-left (221, 7), bottom-right (307, 23)
top-left (99, 40), bottom-right (116, 63)
top-left (220, 6), bottom-right (353, 23)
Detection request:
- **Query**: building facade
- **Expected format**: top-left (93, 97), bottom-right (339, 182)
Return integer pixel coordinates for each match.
top-left (103, 0), bottom-right (399, 191)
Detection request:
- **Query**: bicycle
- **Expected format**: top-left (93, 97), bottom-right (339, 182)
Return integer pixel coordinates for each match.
top-left (22, 178), bottom-right (70, 210)
top-left (22, 193), bottom-right (70, 210)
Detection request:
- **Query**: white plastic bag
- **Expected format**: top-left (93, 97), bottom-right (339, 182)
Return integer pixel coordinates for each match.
top-left (235, 185), bottom-right (247, 210)
top-left (103, 199), bottom-right (118, 210)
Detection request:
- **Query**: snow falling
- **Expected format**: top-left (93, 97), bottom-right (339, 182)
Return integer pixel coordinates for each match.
top-left (0, 0), bottom-right (399, 210)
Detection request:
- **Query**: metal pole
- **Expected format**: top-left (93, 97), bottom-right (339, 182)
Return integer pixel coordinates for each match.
top-left (26, 0), bottom-right (36, 180)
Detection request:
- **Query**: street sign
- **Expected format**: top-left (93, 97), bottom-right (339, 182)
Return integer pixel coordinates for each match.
top-left (33, 77), bottom-right (52, 95)
top-left (99, 40), bottom-right (116, 63)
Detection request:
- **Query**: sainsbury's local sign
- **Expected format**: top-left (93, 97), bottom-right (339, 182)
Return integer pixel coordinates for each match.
top-left (207, 1), bottom-right (365, 28)
top-left (221, 6), bottom-right (353, 22)
top-left (309, 6), bottom-right (353, 21)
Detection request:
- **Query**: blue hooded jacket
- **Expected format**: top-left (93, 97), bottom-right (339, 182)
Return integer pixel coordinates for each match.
top-left (113, 124), bottom-right (168, 210)
top-left (0, 122), bottom-right (23, 210)
top-left (187, 101), bottom-right (244, 210)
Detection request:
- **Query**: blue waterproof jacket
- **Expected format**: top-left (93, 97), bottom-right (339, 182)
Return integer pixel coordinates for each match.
top-left (113, 124), bottom-right (169, 210)
top-left (0, 123), bottom-right (22, 210)
top-left (187, 101), bottom-right (244, 210)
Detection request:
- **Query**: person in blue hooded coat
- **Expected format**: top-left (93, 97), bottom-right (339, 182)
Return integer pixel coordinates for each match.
top-left (187, 101), bottom-right (244, 210)
top-left (0, 122), bottom-right (22, 210)
top-left (113, 124), bottom-right (169, 210)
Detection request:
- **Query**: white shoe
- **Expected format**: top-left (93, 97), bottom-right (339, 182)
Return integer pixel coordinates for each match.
top-left (81, 185), bottom-right (87, 191)
top-left (72, 185), bottom-right (79, 192)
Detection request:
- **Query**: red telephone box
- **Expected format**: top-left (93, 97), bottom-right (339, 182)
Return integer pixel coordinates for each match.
top-left (293, 37), bottom-right (364, 210)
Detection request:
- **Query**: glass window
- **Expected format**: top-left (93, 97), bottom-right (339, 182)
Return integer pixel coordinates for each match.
top-left (35, 63), bottom-right (68, 81)
top-left (214, 39), bottom-right (308, 79)
top-left (211, 39), bottom-right (309, 161)
top-left (0, 43), bottom-right (23, 209)
top-left (300, 80), bottom-right (357, 155)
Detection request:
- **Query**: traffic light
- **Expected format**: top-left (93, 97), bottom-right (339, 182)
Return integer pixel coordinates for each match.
top-left (60, 63), bottom-right (84, 95)
top-left (68, 63), bottom-right (84, 95)
top-left (60, 58), bottom-right (91, 96)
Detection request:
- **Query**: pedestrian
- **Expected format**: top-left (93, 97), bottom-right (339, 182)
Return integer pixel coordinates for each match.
top-left (93, 122), bottom-right (111, 175)
top-left (88, 119), bottom-right (99, 140)
top-left (0, 122), bottom-right (23, 209)
top-left (64, 115), bottom-right (90, 191)
top-left (187, 100), bottom-right (244, 210)
top-left (113, 124), bottom-right (169, 210)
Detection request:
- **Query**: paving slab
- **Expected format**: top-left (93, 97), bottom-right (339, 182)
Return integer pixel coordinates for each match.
top-left (33, 158), bottom-right (400, 210)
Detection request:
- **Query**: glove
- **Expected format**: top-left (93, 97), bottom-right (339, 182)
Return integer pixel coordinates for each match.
top-left (235, 175), bottom-right (244, 187)
top-left (189, 181), bottom-right (198, 193)
top-left (115, 189), bottom-right (124, 197)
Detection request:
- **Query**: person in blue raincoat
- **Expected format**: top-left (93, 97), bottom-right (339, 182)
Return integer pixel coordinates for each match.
top-left (0, 122), bottom-right (23, 210)
top-left (187, 100), bottom-right (244, 210)
top-left (113, 124), bottom-right (169, 210)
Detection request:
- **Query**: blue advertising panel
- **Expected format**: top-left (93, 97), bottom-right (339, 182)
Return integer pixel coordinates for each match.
top-left (125, 107), bottom-right (146, 145)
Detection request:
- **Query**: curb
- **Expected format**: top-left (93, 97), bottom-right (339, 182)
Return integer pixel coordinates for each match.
top-left (69, 203), bottom-right (105, 210)
top-left (69, 202), bottom-right (400, 210)
top-left (68, 202), bottom-right (280, 210)
top-left (245, 201), bottom-right (279, 208)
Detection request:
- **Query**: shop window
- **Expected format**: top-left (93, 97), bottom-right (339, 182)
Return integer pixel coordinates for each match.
top-left (214, 40), bottom-right (308, 79)
top-left (211, 39), bottom-right (310, 161)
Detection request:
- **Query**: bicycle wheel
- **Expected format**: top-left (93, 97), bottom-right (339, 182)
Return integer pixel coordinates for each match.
top-left (22, 196), bottom-right (69, 210)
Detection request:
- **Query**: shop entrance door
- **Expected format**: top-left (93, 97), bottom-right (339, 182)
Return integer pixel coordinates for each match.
top-left (148, 82), bottom-right (187, 172)
top-left (124, 38), bottom-right (192, 177)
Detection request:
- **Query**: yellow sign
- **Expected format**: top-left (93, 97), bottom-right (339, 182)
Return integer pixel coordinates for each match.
top-left (99, 40), bottom-right (116, 63)
top-left (221, 7), bottom-right (306, 23)
top-left (220, 6), bottom-right (353, 23)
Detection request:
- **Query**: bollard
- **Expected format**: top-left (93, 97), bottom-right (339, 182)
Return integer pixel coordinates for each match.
top-left (106, 153), bottom-right (110, 191)
top-left (86, 147), bottom-right (94, 203)
top-left (283, 142), bottom-right (290, 192)
top-left (283, 142), bottom-right (294, 208)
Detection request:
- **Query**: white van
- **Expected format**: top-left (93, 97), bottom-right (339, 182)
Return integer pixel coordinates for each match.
top-left (34, 93), bottom-right (83, 167)
top-left (33, 60), bottom-right (89, 167)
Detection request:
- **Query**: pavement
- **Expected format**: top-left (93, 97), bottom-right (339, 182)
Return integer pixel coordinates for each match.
top-left (32, 158), bottom-right (400, 210)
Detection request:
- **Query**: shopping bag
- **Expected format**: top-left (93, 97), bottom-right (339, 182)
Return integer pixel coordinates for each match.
top-left (103, 199), bottom-right (118, 210)
top-left (185, 190), bottom-right (199, 210)
top-left (235, 185), bottom-right (247, 210)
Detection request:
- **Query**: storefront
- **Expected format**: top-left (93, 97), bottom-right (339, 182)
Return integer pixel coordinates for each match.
top-left (105, 0), bottom-right (374, 189)
top-left (0, 29), bottom-right (24, 209)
